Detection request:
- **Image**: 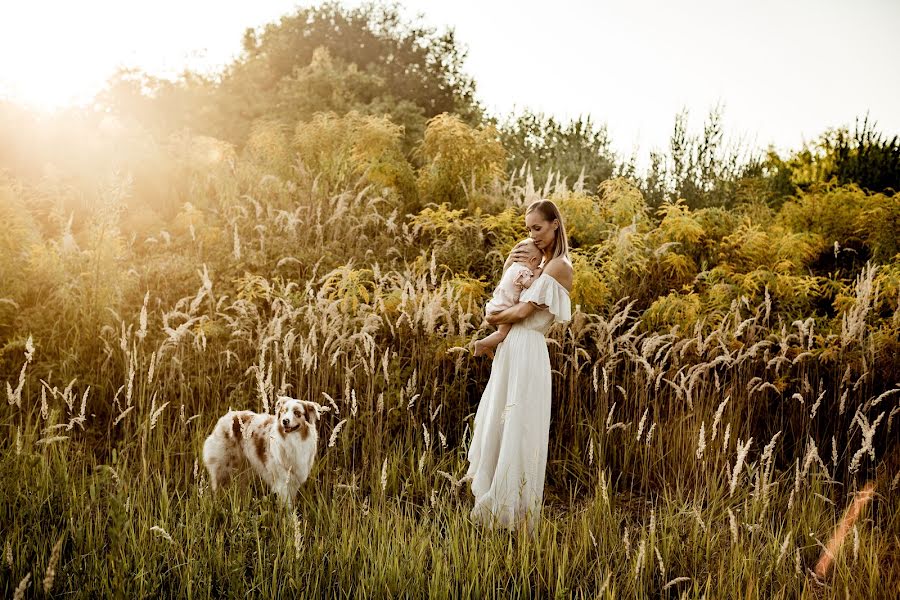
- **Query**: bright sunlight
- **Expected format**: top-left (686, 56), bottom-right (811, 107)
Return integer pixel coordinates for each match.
top-left (1, 2), bottom-right (898, 598)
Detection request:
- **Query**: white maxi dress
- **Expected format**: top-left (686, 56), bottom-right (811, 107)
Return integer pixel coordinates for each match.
top-left (466, 270), bottom-right (572, 531)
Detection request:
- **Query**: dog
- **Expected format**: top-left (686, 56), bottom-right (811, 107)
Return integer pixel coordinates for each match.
top-left (202, 396), bottom-right (320, 507)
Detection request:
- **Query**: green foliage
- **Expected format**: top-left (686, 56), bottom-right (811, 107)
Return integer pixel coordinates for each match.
top-left (640, 106), bottom-right (761, 210)
top-left (719, 223), bottom-right (822, 274)
top-left (415, 114), bottom-right (505, 211)
top-left (91, 4), bottom-right (479, 151)
top-left (479, 207), bottom-right (524, 258)
top-left (247, 3), bottom-right (477, 116)
top-left (568, 250), bottom-right (607, 313)
top-left (0, 183), bottom-right (40, 297)
top-left (245, 119), bottom-right (294, 178)
top-left (449, 274), bottom-right (489, 313)
top-left (858, 192), bottom-right (900, 262)
top-left (551, 191), bottom-right (607, 247)
top-left (292, 111), bottom-right (416, 203)
top-left (4, 33), bottom-right (900, 595)
top-left (784, 115), bottom-right (900, 194)
top-left (595, 178), bottom-right (651, 229)
top-left (409, 203), bottom-right (486, 274)
top-left (274, 47), bottom-right (385, 120)
top-left (499, 111), bottom-right (617, 191)
top-left (779, 184), bottom-right (900, 265)
top-left (1, 94), bottom-right (900, 598)
top-left (319, 264), bottom-right (375, 313)
top-left (95, 68), bottom-right (219, 138)
top-left (655, 199), bottom-right (705, 246)
top-left (643, 291), bottom-right (702, 331)
top-left (552, 179), bottom-right (650, 248)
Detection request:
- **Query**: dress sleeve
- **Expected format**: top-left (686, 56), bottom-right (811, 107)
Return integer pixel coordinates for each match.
top-left (519, 274), bottom-right (572, 323)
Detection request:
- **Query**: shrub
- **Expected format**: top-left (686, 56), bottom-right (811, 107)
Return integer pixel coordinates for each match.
top-left (416, 113), bottom-right (505, 211)
top-left (568, 249), bottom-right (607, 313)
top-left (293, 111), bottom-right (416, 204)
top-left (552, 191), bottom-right (607, 248)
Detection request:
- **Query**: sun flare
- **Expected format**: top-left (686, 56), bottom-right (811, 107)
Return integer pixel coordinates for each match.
top-left (0, 5), bottom-right (118, 110)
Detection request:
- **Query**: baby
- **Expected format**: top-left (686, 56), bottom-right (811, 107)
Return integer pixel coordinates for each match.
top-left (473, 239), bottom-right (544, 357)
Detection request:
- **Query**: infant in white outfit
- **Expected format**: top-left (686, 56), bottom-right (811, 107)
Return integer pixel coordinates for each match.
top-left (473, 239), bottom-right (544, 357)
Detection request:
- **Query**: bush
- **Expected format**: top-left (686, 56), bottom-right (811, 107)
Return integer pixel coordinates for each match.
top-left (416, 114), bottom-right (505, 211)
top-left (293, 111), bottom-right (416, 205)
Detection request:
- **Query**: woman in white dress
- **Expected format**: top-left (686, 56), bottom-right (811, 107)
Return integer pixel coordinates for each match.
top-left (466, 199), bottom-right (573, 532)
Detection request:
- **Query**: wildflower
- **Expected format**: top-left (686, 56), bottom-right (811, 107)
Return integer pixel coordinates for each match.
top-left (138, 292), bottom-right (149, 341)
top-left (633, 538), bottom-right (646, 579)
top-left (777, 531), bottom-right (791, 564)
top-left (149, 400), bottom-right (169, 431)
top-left (655, 546), bottom-right (666, 580)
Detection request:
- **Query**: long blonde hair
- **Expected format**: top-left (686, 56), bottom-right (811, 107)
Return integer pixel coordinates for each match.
top-left (526, 199), bottom-right (568, 259)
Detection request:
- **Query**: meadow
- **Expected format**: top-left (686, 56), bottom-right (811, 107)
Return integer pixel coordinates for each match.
top-left (1, 115), bottom-right (898, 598)
top-left (2, 4), bottom-right (900, 597)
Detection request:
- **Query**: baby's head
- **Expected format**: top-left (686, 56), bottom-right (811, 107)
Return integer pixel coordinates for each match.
top-left (517, 239), bottom-right (543, 269)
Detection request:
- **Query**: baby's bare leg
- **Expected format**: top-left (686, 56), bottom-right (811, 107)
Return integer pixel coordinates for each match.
top-left (473, 324), bottom-right (511, 357)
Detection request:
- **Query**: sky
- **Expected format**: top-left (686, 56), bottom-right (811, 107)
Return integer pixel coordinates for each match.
top-left (1, 0), bottom-right (898, 162)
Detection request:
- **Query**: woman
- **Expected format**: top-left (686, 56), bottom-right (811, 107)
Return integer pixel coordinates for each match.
top-left (466, 199), bottom-right (573, 533)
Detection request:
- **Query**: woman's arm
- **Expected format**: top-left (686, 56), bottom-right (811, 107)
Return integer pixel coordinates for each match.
top-left (485, 301), bottom-right (538, 325)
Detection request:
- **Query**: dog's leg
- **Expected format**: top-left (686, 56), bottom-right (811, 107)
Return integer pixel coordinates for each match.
top-left (204, 443), bottom-right (240, 493)
top-left (206, 459), bottom-right (232, 492)
top-left (273, 479), bottom-right (295, 508)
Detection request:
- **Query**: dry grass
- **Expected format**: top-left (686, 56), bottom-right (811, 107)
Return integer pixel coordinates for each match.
top-left (1, 130), bottom-right (898, 598)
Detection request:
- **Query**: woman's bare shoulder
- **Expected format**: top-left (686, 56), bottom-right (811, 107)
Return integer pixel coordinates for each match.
top-left (543, 257), bottom-right (574, 291)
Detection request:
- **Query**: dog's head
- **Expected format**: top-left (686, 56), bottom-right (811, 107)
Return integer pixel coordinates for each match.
top-left (274, 396), bottom-right (320, 438)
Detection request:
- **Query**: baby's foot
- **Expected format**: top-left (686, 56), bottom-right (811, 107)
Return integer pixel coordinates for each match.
top-left (473, 339), bottom-right (494, 359)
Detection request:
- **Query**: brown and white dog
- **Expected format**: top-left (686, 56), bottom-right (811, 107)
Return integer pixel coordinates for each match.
top-left (202, 396), bottom-right (320, 507)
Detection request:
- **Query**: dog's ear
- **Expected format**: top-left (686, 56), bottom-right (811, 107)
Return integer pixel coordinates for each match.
top-left (304, 401), bottom-right (320, 424)
top-left (274, 396), bottom-right (287, 415)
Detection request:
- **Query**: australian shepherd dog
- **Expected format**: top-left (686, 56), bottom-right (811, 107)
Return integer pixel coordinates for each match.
top-left (202, 396), bottom-right (320, 507)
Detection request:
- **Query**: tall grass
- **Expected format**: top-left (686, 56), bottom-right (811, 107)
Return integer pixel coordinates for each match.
top-left (1, 126), bottom-right (898, 598)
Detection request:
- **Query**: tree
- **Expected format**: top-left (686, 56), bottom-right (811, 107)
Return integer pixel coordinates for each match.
top-left (785, 114), bottom-right (900, 195)
top-left (499, 111), bottom-right (617, 192)
top-left (93, 3), bottom-right (480, 151)
top-left (95, 68), bottom-right (218, 138)
top-left (416, 113), bottom-right (505, 210)
top-left (639, 107), bottom-right (761, 211)
top-left (215, 2), bottom-right (480, 145)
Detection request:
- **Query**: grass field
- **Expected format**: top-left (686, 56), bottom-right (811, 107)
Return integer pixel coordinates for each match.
top-left (1, 129), bottom-right (899, 597)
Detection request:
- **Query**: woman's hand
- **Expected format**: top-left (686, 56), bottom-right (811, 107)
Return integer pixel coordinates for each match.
top-left (504, 240), bottom-right (535, 270)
